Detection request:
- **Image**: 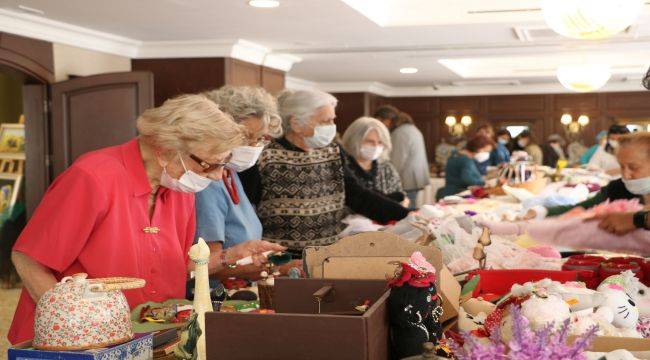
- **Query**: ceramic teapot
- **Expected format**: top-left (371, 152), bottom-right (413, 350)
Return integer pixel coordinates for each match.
top-left (33, 273), bottom-right (145, 350)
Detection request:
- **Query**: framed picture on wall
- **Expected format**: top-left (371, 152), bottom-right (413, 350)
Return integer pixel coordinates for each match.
top-left (0, 173), bottom-right (22, 213)
top-left (0, 123), bottom-right (25, 156)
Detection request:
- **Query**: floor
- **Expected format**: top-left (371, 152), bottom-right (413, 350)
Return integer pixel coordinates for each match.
top-left (0, 287), bottom-right (21, 355)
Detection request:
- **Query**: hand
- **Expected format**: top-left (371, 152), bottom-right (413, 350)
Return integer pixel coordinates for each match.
top-left (589, 212), bottom-right (637, 235)
top-left (276, 259), bottom-right (304, 276)
top-left (401, 198), bottom-right (410, 208)
top-left (520, 209), bottom-right (536, 221)
top-left (226, 240), bottom-right (286, 267)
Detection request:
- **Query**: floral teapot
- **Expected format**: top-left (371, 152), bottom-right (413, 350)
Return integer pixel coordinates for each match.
top-left (33, 273), bottom-right (145, 350)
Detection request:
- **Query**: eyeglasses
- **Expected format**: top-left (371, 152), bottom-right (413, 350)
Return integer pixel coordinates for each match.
top-left (249, 134), bottom-right (272, 147)
top-left (189, 153), bottom-right (232, 173)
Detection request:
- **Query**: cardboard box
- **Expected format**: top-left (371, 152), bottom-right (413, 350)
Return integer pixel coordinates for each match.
top-left (304, 232), bottom-right (461, 328)
top-left (205, 278), bottom-right (389, 360)
top-left (8, 333), bottom-right (153, 360)
top-left (569, 336), bottom-right (650, 359)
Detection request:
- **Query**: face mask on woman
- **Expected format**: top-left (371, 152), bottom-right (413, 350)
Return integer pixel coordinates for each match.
top-left (474, 151), bottom-right (490, 163)
top-left (160, 153), bottom-right (212, 193)
top-left (359, 145), bottom-right (384, 161)
top-left (608, 139), bottom-right (620, 149)
top-left (497, 138), bottom-right (509, 145)
top-left (622, 176), bottom-right (650, 195)
top-left (517, 139), bottom-right (528, 148)
top-left (227, 145), bottom-right (264, 172)
top-left (304, 124), bottom-right (337, 149)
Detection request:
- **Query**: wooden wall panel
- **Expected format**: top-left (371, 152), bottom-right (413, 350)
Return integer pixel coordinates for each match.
top-left (331, 92), bottom-right (368, 133)
top-left (261, 67), bottom-right (285, 95)
top-left (332, 90), bottom-right (650, 162)
top-left (132, 58), bottom-right (226, 106)
top-left (225, 58), bottom-right (261, 87)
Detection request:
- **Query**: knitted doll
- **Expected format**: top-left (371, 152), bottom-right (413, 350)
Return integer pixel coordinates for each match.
top-left (388, 252), bottom-right (443, 359)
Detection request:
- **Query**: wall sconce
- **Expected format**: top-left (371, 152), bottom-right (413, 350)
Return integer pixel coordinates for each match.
top-left (445, 115), bottom-right (472, 136)
top-left (560, 113), bottom-right (589, 134)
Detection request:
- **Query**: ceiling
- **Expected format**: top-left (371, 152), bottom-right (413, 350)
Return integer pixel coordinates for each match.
top-left (2, 0), bottom-right (650, 96)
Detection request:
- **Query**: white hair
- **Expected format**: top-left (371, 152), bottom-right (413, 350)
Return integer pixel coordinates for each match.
top-left (341, 117), bottom-right (392, 161)
top-left (202, 85), bottom-right (282, 138)
top-left (277, 89), bottom-right (338, 132)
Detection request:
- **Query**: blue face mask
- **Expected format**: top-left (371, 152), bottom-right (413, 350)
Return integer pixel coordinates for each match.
top-left (622, 176), bottom-right (650, 195)
top-left (498, 138), bottom-right (509, 145)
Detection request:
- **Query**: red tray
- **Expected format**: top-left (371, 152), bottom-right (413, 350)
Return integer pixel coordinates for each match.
top-left (467, 269), bottom-right (582, 298)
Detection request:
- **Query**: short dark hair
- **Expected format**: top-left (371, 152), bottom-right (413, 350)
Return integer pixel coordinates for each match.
top-left (466, 135), bottom-right (495, 153)
top-left (373, 105), bottom-right (400, 121)
top-left (496, 129), bottom-right (510, 137)
top-left (518, 130), bottom-right (532, 139)
top-left (643, 66), bottom-right (650, 90)
top-left (608, 124), bottom-right (630, 135)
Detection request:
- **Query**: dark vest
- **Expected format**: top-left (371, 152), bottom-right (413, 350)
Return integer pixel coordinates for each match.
top-left (257, 140), bottom-right (347, 253)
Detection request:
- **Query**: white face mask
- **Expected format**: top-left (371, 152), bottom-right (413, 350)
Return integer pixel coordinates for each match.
top-left (359, 145), bottom-right (384, 161)
top-left (474, 151), bottom-right (490, 163)
top-left (517, 140), bottom-right (528, 148)
top-left (608, 140), bottom-right (620, 149)
top-left (304, 124), bottom-right (337, 149)
top-left (497, 138), bottom-right (509, 145)
top-left (227, 145), bottom-right (264, 172)
top-left (623, 176), bottom-right (650, 195)
top-left (160, 154), bottom-right (212, 193)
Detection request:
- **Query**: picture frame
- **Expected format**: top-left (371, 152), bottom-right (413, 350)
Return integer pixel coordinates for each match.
top-left (0, 173), bottom-right (22, 213)
top-left (0, 123), bottom-right (25, 157)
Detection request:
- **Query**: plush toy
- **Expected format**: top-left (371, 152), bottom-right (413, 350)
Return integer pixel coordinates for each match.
top-left (387, 252), bottom-right (443, 359)
top-left (598, 271), bottom-right (650, 317)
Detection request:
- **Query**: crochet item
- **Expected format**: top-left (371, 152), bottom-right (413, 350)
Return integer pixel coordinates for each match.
top-left (388, 252), bottom-right (443, 359)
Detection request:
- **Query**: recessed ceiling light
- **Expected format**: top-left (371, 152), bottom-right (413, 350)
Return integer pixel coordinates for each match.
top-left (248, 0), bottom-right (280, 8)
top-left (400, 67), bottom-right (418, 74)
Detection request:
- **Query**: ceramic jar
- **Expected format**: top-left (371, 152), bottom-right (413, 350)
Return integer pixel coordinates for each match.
top-left (33, 273), bottom-right (145, 350)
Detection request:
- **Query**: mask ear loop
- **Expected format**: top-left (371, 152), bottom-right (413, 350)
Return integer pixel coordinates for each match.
top-left (177, 152), bottom-right (190, 173)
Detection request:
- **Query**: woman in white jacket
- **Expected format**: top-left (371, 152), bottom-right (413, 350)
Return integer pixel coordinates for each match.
top-left (588, 124), bottom-right (630, 176)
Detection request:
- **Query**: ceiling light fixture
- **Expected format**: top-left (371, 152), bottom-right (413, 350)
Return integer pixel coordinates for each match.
top-left (248, 0), bottom-right (280, 8)
top-left (557, 64), bottom-right (611, 93)
top-left (542, 0), bottom-right (644, 40)
top-left (400, 67), bottom-right (418, 74)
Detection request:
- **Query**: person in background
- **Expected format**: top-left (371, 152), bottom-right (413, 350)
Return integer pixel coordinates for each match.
top-left (567, 136), bottom-right (588, 166)
top-left (513, 130), bottom-right (543, 165)
top-left (341, 117), bottom-right (407, 206)
top-left (492, 129), bottom-right (511, 165)
top-left (389, 111), bottom-right (431, 209)
top-left (541, 134), bottom-right (567, 168)
top-left (580, 130), bottom-right (608, 165)
top-left (193, 86), bottom-right (298, 287)
top-left (240, 90), bottom-right (408, 256)
top-left (435, 137), bottom-right (457, 173)
top-left (8, 95), bottom-right (283, 344)
top-left (436, 135), bottom-right (495, 200)
top-left (525, 132), bottom-right (649, 223)
top-left (373, 104), bottom-right (400, 131)
top-left (474, 124), bottom-right (495, 175)
top-left (587, 124), bottom-right (630, 176)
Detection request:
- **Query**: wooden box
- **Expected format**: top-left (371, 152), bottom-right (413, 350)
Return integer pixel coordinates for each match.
top-left (205, 278), bottom-right (389, 360)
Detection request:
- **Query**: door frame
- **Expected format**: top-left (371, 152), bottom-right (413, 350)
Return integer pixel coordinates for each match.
top-left (0, 46), bottom-right (53, 218)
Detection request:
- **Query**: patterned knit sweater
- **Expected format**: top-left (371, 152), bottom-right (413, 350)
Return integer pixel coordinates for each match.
top-left (256, 140), bottom-right (348, 252)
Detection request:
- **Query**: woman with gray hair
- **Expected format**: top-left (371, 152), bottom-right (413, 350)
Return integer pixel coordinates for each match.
top-left (194, 86), bottom-right (299, 284)
top-left (8, 94), bottom-right (283, 344)
top-left (341, 117), bottom-right (407, 205)
top-left (240, 89), bottom-right (409, 256)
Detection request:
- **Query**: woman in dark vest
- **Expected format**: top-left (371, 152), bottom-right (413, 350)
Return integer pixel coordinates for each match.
top-left (239, 89), bottom-right (409, 256)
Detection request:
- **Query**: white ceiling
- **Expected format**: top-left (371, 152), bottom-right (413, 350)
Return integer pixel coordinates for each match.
top-left (2, 0), bottom-right (650, 95)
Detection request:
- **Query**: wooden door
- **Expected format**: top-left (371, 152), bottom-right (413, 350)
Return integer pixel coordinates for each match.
top-left (22, 84), bottom-right (49, 217)
top-left (50, 71), bottom-right (153, 178)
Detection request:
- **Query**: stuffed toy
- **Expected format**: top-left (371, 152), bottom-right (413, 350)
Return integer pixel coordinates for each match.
top-left (598, 271), bottom-right (650, 317)
top-left (388, 252), bottom-right (443, 359)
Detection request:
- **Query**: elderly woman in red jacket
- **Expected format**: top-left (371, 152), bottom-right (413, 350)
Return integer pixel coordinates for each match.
top-left (8, 94), bottom-right (283, 344)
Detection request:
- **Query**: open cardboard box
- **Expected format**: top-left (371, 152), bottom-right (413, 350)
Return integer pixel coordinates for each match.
top-left (304, 231), bottom-right (461, 330)
top-left (205, 278), bottom-right (390, 360)
top-left (568, 336), bottom-right (650, 359)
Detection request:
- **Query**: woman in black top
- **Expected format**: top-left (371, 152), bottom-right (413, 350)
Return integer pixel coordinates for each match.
top-left (341, 117), bottom-right (407, 205)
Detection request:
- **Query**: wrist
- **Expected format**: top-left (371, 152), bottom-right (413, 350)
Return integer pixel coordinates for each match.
top-left (219, 249), bottom-right (236, 269)
top-left (633, 211), bottom-right (649, 230)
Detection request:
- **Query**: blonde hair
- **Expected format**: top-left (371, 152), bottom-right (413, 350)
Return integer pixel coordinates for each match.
top-left (137, 94), bottom-right (246, 156)
top-left (202, 85), bottom-right (282, 138)
top-left (342, 117), bottom-right (392, 161)
top-left (277, 89), bottom-right (338, 132)
top-left (619, 131), bottom-right (650, 157)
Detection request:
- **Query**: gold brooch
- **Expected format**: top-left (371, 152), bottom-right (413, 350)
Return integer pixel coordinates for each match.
top-left (142, 226), bottom-right (160, 234)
